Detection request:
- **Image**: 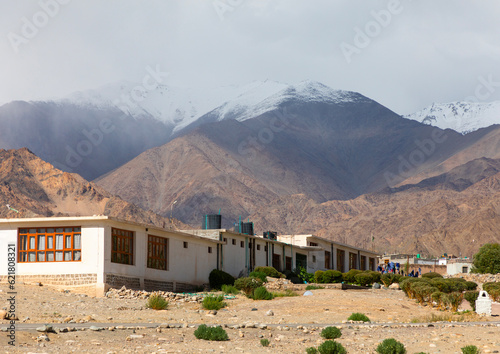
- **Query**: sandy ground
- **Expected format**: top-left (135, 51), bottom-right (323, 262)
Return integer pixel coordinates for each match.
top-left (1, 283), bottom-right (499, 353)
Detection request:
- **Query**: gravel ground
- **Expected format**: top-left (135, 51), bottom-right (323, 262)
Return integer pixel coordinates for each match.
top-left (1, 283), bottom-right (499, 353)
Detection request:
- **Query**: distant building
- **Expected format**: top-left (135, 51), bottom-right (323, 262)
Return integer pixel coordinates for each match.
top-left (447, 258), bottom-right (473, 275)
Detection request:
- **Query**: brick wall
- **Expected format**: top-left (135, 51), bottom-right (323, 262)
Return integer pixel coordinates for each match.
top-left (144, 278), bottom-right (174, 292)
top-left (105, 274), bottom-right (141, 290)
top-left (0, 273), bottom-right (97, 286)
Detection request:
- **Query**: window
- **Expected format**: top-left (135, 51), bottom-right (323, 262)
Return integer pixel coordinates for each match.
top-left (223, 238), bottom-right (227, 243)
top-left (183, 241), bottom-right (188, 248)
top-left (18, 227), bottom-right (82, 263)
top-left (111, 228), bottom-right (134, 265)
top-left (309, 242), bottom-right (318, 247)
top-left (312, 255), bottom-right (316, 263)
top-left (147, 235), bottom-right (168, 271)
top-left (208, 247), bottom-right (212, 253)
top-left (264, 245), bottom-right (268, 252)
top-left (462, 266), bottom-right (468, 273)
top-left (325, 251), bottom-right (331, 269)
top-left (240, 241), bottom-right (244, 248)
top-left (257, 244), bottom-right (261, 251)
top-left (232, 239), bottom-right (236, 245)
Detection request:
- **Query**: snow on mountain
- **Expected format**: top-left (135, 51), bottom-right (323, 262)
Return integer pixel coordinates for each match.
top-left (58, 79), bottom-right (369, 133)
top-left (209, 80), bottom-right (369, 122)
top-left (404, 101), bottom-right (500, 134)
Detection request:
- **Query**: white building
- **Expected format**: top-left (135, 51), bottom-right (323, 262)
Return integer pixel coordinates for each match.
top-left (0, 217), bottom-right (380, 296)
top-left (446, 259), bottom-right (473, 275)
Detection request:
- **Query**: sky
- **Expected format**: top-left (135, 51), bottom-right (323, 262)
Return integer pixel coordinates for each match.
top-left (1, 0), bottom-right (500, 115)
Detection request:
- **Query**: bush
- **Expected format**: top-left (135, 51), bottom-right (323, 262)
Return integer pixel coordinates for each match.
top-left (343, 269), bottom-right (362, 283)
top-left (306, 347), bottom-right (318, 354)
top-left (376, 338), bottom-right (407, 354)
top-left (323, 270), bottom-right (343, 283)
top-left (314, 270), bottom-right (325, 284)
top-left (381, 274), bottom-right (402, 287)
top-left (320, 326), bottom-right (341, 340)
top-left (471, 243), bottom-right (500, 274)
top-left (249, 271), bottom-right (268, 282)
top-left (347, 312), bottom-right (370, 322)
top-left (209, 269), bottom-right (235, 290)
top-left (221, 284), bottom-right (239, 295)
top-left (355, 273), bottom-right (374, 286)
top-left (464, 291), bottom-right (479, 311)
top-left (297, 266), bottom-right (314, 283)
top-left (318, 340), bottom-right (347, 354)
top-left (254, 266), bottom-right (284, 278)
top-left (306, 285), bottom-right (325, 290)
top-left (146, 294), bottom-right (169, 310)
top-left (461, 345), bottom-right (480, 354)
top-left (202, 295), bottom-right (226, 310)
top-left (252, 286), bottom-right (274, 300)
top-left (422, 272), bottom-right (443, 279)
top-left (442, 292), bottom-right (464, 312)
top-left (284, 269), bottom-right (303, 284)
top-left (194, 324), bottom-right (229, 341)
top-left (260, 338), bottom-right (270, 347)
top-left (272, 289), bottom-right (299, 297)
top-left (234, 277), bottom-right (263, 295)
top-left (465, 281), bottom-right (478, 291)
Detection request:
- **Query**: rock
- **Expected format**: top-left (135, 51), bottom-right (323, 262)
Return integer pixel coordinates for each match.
top-left (0, 310), bottom-right (7, 319)
top-left (373, 283), bottom-right (381, 289)
top-left (266, 310), bottom-right (274, 316)
top-left (89, 326), bottom-right (102, 331)
top-left (36, 334), bottom-right (50, 342)
top-left (36, 325), bottom-right (56, 333)
top-left (207, 310), bottom-right (217, 316)
top-left (239, 331), bottom-right (244, 338)
top-left (303, 291), bottom-right (313, 296)
top-left (63, 316), bottom-right (73, 323)
top-left (389, 283), bottom-right (400, 290)
top-left (251, 308), bottom-right (258, 311)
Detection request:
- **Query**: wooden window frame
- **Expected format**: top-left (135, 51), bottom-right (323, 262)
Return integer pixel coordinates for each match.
top-left (18, 227), bottom-right (82, 263)
top-left (111, 228), bottom-right (134, 265)
top-left (147, 235), bottom-right (168, 271)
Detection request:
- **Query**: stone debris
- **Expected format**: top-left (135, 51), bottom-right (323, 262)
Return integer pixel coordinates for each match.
top-left (266, 310), bottom-right (274, 316)
top-left (105, 287), bottom-right (205, 303)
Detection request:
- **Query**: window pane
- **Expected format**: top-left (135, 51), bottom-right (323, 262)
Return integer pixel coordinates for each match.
top-left (47, 236), bottom-right (53, 249)
top-left (47, 228), bottom-right (55, 233)
top-left (65, 228), bottom-right (73, 233)
top-left (73, 251), bottom-right (81, 261)
top-left (64, 251), bottom-right (72, 261)
top-left (56, 235), bottom-right (63, 250)
top-left (74, 234), bottom-right (81, 249)
top-left (28, 252), bottom-right (36, 262)
top-left (55, 251), bottom-right (63, 261)
top-left (37, 228), bottom-right (45, 233)
top-left (29, 228), bottom-right (36, 234)
top-left (65, 235), bottom-right (71, 249)
top-left (56, 228), bottom-right (64, 233)
top-left (19, 235), bottom-right (27, 251)
top-left (74, 227), bottom-right (81, 232)
top-left (20, 229), bottom-right (27, 234)
top-left (19, 252), bottom-right (26, 262)
top-left (38, 235), bottom-right (45, 250)
top-left (29, 237), bottom-right (36, 249)
top-left (37, 252), bottom-right (45, 262)
top-left (46, 252), bottom-right (54, 262)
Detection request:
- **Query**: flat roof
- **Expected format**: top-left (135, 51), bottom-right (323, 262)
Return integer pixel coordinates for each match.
top-left (279, 234), bottom-right (379, 256)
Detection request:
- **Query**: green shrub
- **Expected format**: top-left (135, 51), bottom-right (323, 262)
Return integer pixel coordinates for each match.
top-left (376, 338), bottom-right (407, 354)
top-left (381, 274), bottom-right (402, 287)
top-left (260, 338), bottom-right (270, 347)
top-left (306, 347), bottom-right (318, 354)
top-left (252, 286), bottom-right (274, 300)
top-left (314, 270), bottom-right (325, 283)
top-left (355, 273), bottom-right (373, 286)
top-left (471, 243), bottom-right (500, 274)
top-left (254, 266), bottom-right (284, 278)
top-left (421, 272), bottom-right (443, 279)
top-left (431, 291), bottom-right (444, 309)
top-left (343, 269), bottom-right (362, 283)
top-left (482, 282), bottom-right (500, 293)
top-left (320, 326), bottom-right (341, 340)
top-left (347, 312), bottom-right (370, 322)
top-left (234, 277), bottom-right (263, 295)
top-left (461, 345), bottom-right (480, 354)
top-left (318, 340), bottom-right (347, 354)
top-left (442, 292), bottom-right (464, 312)
top-left (367, 270), bottom-right (382, 284)
top-left (249, 271), bottom-right (268, 282)
top-left (306, 285), bottom-right (325, 290)
top-left (194, 324), bottom-right (229, 341)
top-left (323, 270), bottom-right (343, 283)
top-left (209, 269), bottom-right (235, 290)
top-left (465, 281), bottom-right (478, 291)
top-left (146, 294), bottom-right (169, 310)
top-left (297, 266), bottom-right (314, 283)
top-left (221, 284), bottom-right (239, 295)
top-left (272, 289), bottom-right (299, 297)
top-left (284, 269), bottom-right (303, 284)
top-left (202, 295), bottom-right (226, 310)
top-left (464, 291), bottom-right (479, 311)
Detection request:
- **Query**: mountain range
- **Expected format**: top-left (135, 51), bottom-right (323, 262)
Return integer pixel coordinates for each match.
top-left (0, 80), bottom-right (499, 257)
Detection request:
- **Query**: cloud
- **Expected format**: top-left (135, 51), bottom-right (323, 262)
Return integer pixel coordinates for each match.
top-left (0, 0), bottom-right (499, 114)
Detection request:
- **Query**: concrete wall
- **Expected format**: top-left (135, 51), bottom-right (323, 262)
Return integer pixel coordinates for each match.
top-left (447, 262), bottom-right (472, 275)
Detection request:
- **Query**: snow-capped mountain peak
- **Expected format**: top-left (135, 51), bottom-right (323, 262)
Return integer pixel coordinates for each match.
top-left (404, 101), bottom-right (500, 134)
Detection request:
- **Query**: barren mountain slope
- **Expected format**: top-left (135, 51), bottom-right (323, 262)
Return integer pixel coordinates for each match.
top-left (248, 158), bottom-right (500, 258)
top-left (0, 148), bottom-right (185, 229)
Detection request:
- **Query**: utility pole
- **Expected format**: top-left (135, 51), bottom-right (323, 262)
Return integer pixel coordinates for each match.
top-left (170, 200), bottom-right (177, 228)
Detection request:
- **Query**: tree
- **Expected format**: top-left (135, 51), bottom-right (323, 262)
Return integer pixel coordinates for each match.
top-left (471, 243), bottom-right (500, 274)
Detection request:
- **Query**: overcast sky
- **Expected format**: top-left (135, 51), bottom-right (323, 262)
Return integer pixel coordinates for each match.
top-left (1, 0), bottom-right (500, 114)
